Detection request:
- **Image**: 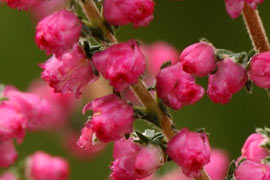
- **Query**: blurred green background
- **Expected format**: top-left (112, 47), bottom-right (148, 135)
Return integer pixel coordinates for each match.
top-left (1, 0), bottom-right (270, 179)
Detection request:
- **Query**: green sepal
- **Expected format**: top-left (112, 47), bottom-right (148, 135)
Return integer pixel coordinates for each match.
top-left (160, 60), bottom-right (172, 70)
top-left (224, 160), bottom-right (236, 180)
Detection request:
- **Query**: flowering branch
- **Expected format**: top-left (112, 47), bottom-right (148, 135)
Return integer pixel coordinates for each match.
top-left (242, 3), bottom-right (270, 52)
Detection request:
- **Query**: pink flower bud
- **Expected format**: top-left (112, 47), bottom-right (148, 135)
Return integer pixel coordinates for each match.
top-left (0, 141), bottom-right (18, 168)
top-left (41, 44), bottom-right (98, 98)
top-left (241, 133), bottom-right (269, 163)
top-left (81, 94), bottom-right (134, 143)
top-left (180, 42), bottom-right (216, 77)
top-left (103, 0), bottom-right (155, 28)
top-left (26, 151), bottom-right (69, 180)
top-left (142, 42), bottom-right (179, 76)
top-left (110, 138), bottom-right (163, 180)
top-left (234, 160), bottom-right (270, 180)
top-left (167, 128), bottom-right (211, 178)
top-left (35, 10), bottom-right (81, 55)
top-left (4, 87), bottom-right (52, 131)
top-left (248, 52), bottom-right (270, 88)
top-left (2, 0), bottom-right (39, 10)
top-left (224, 0), bottom-right (244, 19)
top-left (93, 40), bottom-right (145, 92)
top-left (156, 63), bottom-right (204, 110)
top-left (204, 149), bottom-right (230, 180)
top-left (29, 81), bottom-right (78, 130)
top-left (0, 103), bottom-right (26, 143)
top-left (0, 172), bottom-right (17, 180)
top-left (207, 58), bottom-right (247, 104)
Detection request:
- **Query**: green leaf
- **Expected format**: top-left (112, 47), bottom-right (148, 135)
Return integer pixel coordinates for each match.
top-left (160, 60), bottom-right (172, 70)
top-left (225, 160), bottom-right (236, 180)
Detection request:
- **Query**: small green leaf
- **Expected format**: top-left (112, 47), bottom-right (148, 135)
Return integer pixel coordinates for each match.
top-left (160, 60), bottom-right (172, 70)
top-left (225, 160), bottom-right (236, 180)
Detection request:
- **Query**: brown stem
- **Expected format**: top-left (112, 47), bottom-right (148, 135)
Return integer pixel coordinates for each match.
top-left (242, 3), bottom-right (270, 52)
top-left (79, 0), bottom-right (117, 43)
top-left (79, 1), bottom-right (211, 179)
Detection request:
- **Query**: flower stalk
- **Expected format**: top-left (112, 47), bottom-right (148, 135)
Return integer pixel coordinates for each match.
top-left (242, 3), bottom-right (270, 52)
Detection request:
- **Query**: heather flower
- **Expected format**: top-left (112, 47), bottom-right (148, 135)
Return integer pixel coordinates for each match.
top-left (41, 44), bottom-right (98, 98)
top-left (0, 141), bottom-right (18, 168)
top-left (179, 42), bottom-right (216, 77)
top-left (234, 160), bottom-right (270, 180)
top-left (81, 94), bottom-right (134, 143)
top-left (93, 40), bottom-right (145, 92)
top-left (103, 0), bottom-right (155, 28)
top-left (142, 42), bottom-right (179, 76)
top-left (26, 151), bottom-right (69, 180)
top-left (0, 103), bottom-right (26, 143)
top-left (241, 133), bottom-right (269, 163)
top-left (35, 10), bottom-right (82, 55)
top-left (207, 58), bottom-right (247, 104)
top-left (248, 52), bottom-right (270, 88)
top-left (204, 149), bottom-right (230, 180)
top-left (167, 128), bottom-right (211, 178)
top-left (4, 86), bottom-right (51, 131)
top-left (2, 0), bottom-right (39, 10)
top-left (110, 138), bottom-right (163, 180)
top-left (0, 172), bottom-right (17, 180)
top-left (156, 63), bottom-right (204, 110)
top-left (225, 0), bottom-right (264, 19)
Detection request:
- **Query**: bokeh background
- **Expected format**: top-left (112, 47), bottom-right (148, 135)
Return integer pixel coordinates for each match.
top-left (1, 0), bottom-right (270, 179)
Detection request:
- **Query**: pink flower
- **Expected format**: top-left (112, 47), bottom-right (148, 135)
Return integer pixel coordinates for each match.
top-left (26, 151), bottom-right (69, 180)
top-left (207, 58), bottom-right (247, 104)
top-left (142, 42), bottom-right (179, 76)
top-left (180, 42), bottom-right (216, 77)
top-left (81, 94), bottom-right (134, 143)
top-left (0, 141), bottom-right (18, 168)
top-left (41, 44), bottom-right (98, 98)
top-left (4, 86), bottom-right (52, 131)
top-left (225, 0), bottom-right (264, 19)
top-left (2, 0), bottom-right (40, 10)
top-left (0, 172), bottom-right (17, 180)
top-left (248, 52), bottom-right (270, 88)
top-left (241, 133), bottom-right (269, 163)
top-left (110, 138), bottom-right (163, 180)
top-left (103, 0), bottom-right (155, 28)
top-left (234, 160), bottom-right (270, 180)
top-left (167, 128), bottom-right (211, 178)
top-left (35, 10), bottom-right (81, 55)
top-left (204, 149), bottom-right (230, 180)
top-left (29, 0), bottom-right (67, 21)
top-left (64, 131), bottom-right (105, 160)
top-left (0, 103), bottom-right (26, 143)
top-left (156, 63), bottom-right (204, 110)
top-left (93, 40), bottom-right (145, 92)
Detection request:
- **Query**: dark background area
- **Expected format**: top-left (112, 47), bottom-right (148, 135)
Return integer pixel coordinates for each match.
top-left (1, 0), bottom-right (270, 179)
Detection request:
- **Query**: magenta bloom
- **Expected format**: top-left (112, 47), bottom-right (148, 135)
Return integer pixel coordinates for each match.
top-left (207, 58), bottom-right (247, 104)
top-left (225, 0), bottom-right (264, 19)
top-left (204, 149), bottom-right (230, 180)
top-left (0, 141), bottom-right (18, 168)
top-left (156, 63), bottom-right (204, 110)
top-left (248, 52), bottom-right (270, 88)
top-left (2, 0), bottom-right (40, 10)
top-left (41, 44), bottom-right (98, 98)
top-left (241, 133), bottom-right (269, 163)
top-left (93, 40), bottom-right (145, 92)
top-left (35, 10), bottom-right (81, 55)
top-left (234, 160), bottom-right (270, 180)
top-left (4, 87), bottom-right (52, 131)
top-left (81, 94), bottom-right (134, 143)
top-left (26, 151), bottom-right (69, 180)
top-left (180, 42), bottom-right (216, 77)
top-left (167, 128), bottom-right (211, 178)
top-left (0, 103), bottom-right (26, 143)
top-left (142, 42), bottom-right (179, 76)
top-left (103, 0), bottom-right (155, 28)
top-left (110, 138), bottom-right (163, 180)
top-left (0, 172), bottom-right (17, 180)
